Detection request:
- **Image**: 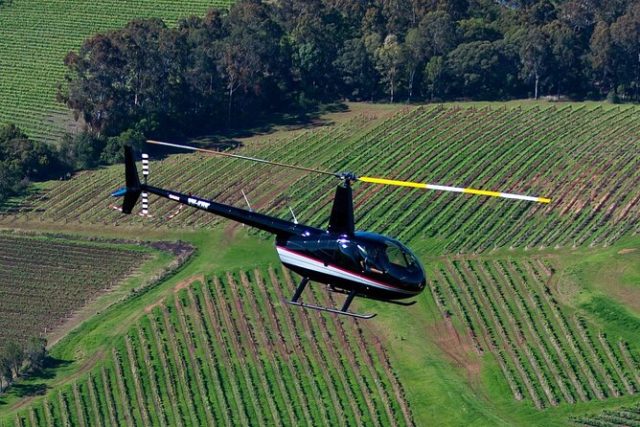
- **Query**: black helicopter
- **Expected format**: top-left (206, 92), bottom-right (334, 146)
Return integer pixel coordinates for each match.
top-left (114, 141), bottom-right (550, 319)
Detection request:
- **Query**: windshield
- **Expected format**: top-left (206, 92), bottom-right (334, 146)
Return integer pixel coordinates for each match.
top-left (355, 241), bottom-right (416, 273)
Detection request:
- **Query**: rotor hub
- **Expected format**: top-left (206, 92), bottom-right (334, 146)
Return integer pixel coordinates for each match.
top-left (338, 172), bottom-right (358, 182)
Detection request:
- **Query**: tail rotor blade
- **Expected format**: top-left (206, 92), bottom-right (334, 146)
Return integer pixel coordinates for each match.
top-left (358, 176), bottom-right (551, 204)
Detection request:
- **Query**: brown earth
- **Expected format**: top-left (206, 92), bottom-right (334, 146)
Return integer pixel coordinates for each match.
top-left (617, 248), bottom-right (637, 254)
top-left (428, 316), bottom-right (482, 384)
top-left (144, 274), bottom-right (204, 313)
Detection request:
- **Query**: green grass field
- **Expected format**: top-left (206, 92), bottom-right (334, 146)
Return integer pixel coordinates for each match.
top-left (7, 103), bottom-right (638, 255)
top-left (0, 102), bottom-right (639, 426)
top-left (4, 0), bottom-right (639, 424)
top-left (8, 267), bottom-right (414, 427)
top-left (0, 229), bottom-right (415, 427)
top-left (0, 0), bottom-right (232, 144)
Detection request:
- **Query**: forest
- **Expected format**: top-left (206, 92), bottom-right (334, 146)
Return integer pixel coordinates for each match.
top-left (2, 0), bottom-right (640, 204)
top-left (60, 0), bottom-right (640, 140)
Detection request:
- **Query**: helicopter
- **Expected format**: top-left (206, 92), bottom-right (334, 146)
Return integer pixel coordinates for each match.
top-left (113, 141), bottom-right (550, 319)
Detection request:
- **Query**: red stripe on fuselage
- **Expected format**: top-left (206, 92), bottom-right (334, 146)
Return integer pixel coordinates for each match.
top-left (276, 246), bottom-right (417, 295)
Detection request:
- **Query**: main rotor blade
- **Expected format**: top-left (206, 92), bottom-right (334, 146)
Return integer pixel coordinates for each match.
top-left (146, 140), bottom-right (550, 203)
top-left (147, 140), bottom-right (339, 178)
top-left (358, 176), bottom-right (551, 204)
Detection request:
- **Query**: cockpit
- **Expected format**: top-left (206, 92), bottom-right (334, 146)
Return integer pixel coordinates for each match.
top-left (280, 230), bottom-right (425, 292)
top-left (339, 232), bottom-right (424, 285)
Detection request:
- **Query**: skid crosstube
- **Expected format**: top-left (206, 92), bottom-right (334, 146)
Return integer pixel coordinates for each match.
top-left (288, 276), bottom-right (376, 319)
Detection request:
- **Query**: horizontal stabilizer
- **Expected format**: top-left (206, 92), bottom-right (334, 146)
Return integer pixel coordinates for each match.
top-left (111, 187), bottom-right (127, 197)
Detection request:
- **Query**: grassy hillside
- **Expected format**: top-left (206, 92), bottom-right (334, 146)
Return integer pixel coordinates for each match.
top-left (1, 103), bottom-right (639, 426)
top-left (8, 268), bottom-right (412, 427)
top-left (0, 0), bottom-right (232, 143)
top-left (426, 254), bottom-right (639, 409)
top-left (2, 231), bottom-right (637, 426)
top-left (6, 104), bottom-right (638, 254)
top-left (0, 229), bottom-right (419, 426)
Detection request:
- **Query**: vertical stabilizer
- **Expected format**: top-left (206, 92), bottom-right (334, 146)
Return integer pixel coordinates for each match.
top-left (122, 146), bottom-right (142, 214)
top-left (327, 180), bottom-right (355, 236)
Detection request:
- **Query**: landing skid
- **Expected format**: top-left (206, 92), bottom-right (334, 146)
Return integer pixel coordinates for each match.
top-left (285, 300), bottom-right (376, 319)
top-left (287, 277), bottom-right (376, 319)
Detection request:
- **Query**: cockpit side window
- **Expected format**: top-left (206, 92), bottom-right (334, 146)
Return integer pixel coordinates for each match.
top-left (356, 244), bottom-right (386, 274)
top-left (386, 244), bottom-right (409, 268)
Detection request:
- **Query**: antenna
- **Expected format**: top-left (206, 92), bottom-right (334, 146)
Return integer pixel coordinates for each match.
top-left (141, 153), bottom-right (151, 217)
top-left (241, 189), bottom-right (253, 212)
top-left (289, 206), bottom-right (299, 224)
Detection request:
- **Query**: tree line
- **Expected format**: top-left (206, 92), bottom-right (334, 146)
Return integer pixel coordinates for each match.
top-left (0, 125), bottom-right (65, 204)
top-left (0, 122), bottom-right (147, 205)
top-left (3, 0), bottom-right (640, 204)
top-left (0, 338), bottom-right (47, 393)
top-left (60, 0), bottom-right (640, 143)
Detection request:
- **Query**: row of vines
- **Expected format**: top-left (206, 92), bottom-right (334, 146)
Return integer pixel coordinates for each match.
top-left (0, 0), bottom-right (233, 142)
top-left (573, 403), bottom-right (640, 426)
top-left (5, 266), bottom-right (414, 426)
top-left (427, 256), bottom-right (640, 409)
top-left (5, 105), bottom-right (639, 254)
top-left (0, 234), bottom-right (148, 346)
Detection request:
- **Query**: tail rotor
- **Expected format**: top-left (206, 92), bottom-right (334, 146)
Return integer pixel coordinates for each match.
top-left (140, 153), bottom-right (151, 217)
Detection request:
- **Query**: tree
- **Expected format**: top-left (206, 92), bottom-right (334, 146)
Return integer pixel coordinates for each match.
top-left (404, 28), bottom-right (425, 101)
top-left (0, 350), bottom-right (11, 391)
top-left (437, 0), bottom-right (469, 21)
top-left (0, 124), bottom-right (58, 179)
top-left (380, 0), bottom-right (415, 34)
top-left (404, 11), bottom-right (456, 100)
top-left (375, 34), bottom-right (405, 102)
top-left (610, 5), bottom-right (640, 99)
top-left (559, 0), bottom-right (597, 31)
top-left (61, 34), bottom-right (127, 134)
top-left (61, 19), bottom-right (185, 136)
top-left (590, 20), bottom-right (617, 95)
top-left (446, 40), bottom-right (522, 99)
top-left (220, 0), bottom-right (285, 125)
top-left (543, 20), bottom-right (582, 95)
top-left (0, 338), bottom-right (48, 393)
top-left (100, 129), bottom-right (145, 165)
top-left (425, 55), bottom-right (445, 100)
top-left (458, 18), bottom-right (502, 43)
top-left (284, 1), bottom-right (342, 100)
top-left (334, 37), bottom-right (379, 100)
top-left (3, 341), bottom-right (24, 379)
top-left (524, 0), bottom-right (557, 25)
top-left (518, 27), bottom-right (550, 99)
top-left (176, 11), bottom-right (227, 129)
top-left (58, 131), bottom-right (105, 170)
top-left (0, 124), bottom-right (63, 203)
top-left (24, 337), bottom-right (47, 373)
